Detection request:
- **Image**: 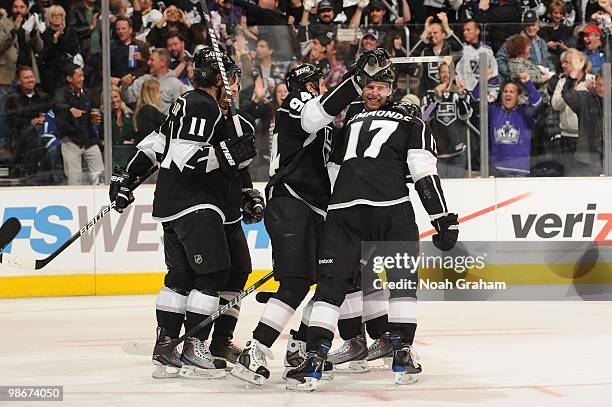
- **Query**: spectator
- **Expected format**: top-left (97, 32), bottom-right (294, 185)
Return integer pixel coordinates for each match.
top-left (474, 0), bottom-right (522, 53)
top-left (473, 72), bottom-right (544, 176)
top-left (136, 0), bottom-right (163, 42)
top-left (68, 0), bottom-right (99, 62)
top-left (349, 0), bottom-right (389, 29)
top-left (146, 5), bottom-right (197, 50)
top-left (422, 0), bottom-right (463, 20)
top-left (561, 54), bottom-right (605, 175)
top-left (298, 0), bottom-right (337, 42)
top-left (133, 79), bottom-right (165, 144)
top-left (496, 10), bottom-right (555, 80)
top-left (422, 63), bottom-right (473, 178)
top-left (0, 2), bottom-right (19, 95)
top-left (539, 1), bottom-right (575, 72)
top-left (109, 0), bottom-right (142, 35)
top-left (541, 0), bottom-right (578, 26)
top-left (105, 85), bottom-right (135, 166)
top-left (166, 32), bottom-right (192, 85)
top-left (325, 38), bottom-right (348, 88)
top-left (209, 0), bottom-right (245, 27)
top-left (507, 34), bottom-right (549, 85)
top-left (5, 66), bottom-right (53, 159)
top-left (110, 16), bottom-right (150, 80)
top-left (241, 37), bottom-right (287, 102)
top-left (53, 64), bottom-right (104, 184)
top-left (551, 48), bottom-right (595, 175)
top-left (121, 48), bottom-right (186, 115)
top-left (232, 0), bottom-right (288, 26)
top-left (579, 24), bottom-right (606, 74)
top-left (355, 27), bottom-right (381, 59)
top-left (38, 5), bottom-right (80, 96)
top-left (456, 19), bottom-right (499, 97)
top-left (11, 0), bottom-right (44, 82)
top-left (409, 12), bottom-right (463, 97)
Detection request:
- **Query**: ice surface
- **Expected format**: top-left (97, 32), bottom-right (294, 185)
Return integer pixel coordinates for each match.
top-left (2, 295), bottom-right (612, 406)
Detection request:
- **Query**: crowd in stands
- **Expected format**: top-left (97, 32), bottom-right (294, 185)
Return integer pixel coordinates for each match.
top-left (0, 0), bottom-right (610, 184)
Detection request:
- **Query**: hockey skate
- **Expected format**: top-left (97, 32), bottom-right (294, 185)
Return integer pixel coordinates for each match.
top-left (151, 327), bottom-right (182, 379)
top-left (179, 337), bottom-right (227, 379)
top-left (210, 336), bottom-right (242, 365)
top-left (327, 335), bottom-right (370, 373)
top-left (283, 330), bottom-right (333, 380)
top-left (366, 332), bottom-right (394, 368)
top-left (390, 333), bottom-right (421, 385)
top-left (230, 339), bottom-right (272, 386)
top-left (285, 340), bottom-right (331, 392)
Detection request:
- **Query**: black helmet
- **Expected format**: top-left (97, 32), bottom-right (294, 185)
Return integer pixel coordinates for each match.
top-left (192, 46), bottom-right (238, 88)
top-left (285, 63), bottom-right (324, 93)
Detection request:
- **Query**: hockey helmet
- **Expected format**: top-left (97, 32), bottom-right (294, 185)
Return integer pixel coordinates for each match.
top-left (192, 46), bottom-right (239, 88)
top-left (285, 63), bottom-right (324, 93)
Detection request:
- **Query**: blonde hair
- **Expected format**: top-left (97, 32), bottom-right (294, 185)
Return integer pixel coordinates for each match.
top-left (45, 5), bottom-right (66, 30)
top-left (101, 85), bottom-right (133, 116)
top-left (134, 80), bottom-right (161, 131)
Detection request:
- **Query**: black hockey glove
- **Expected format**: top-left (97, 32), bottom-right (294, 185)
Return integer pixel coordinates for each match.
top-left (241, 188), bottom-right (265, 224)
top-left (215, 134), bottom-right (257, 173)
top-left (352, 48), bottom-right (392, 87)
top-left (431, 213), bottom-right (459, 251)
top-left (109, 167), bottom-right (135, 213)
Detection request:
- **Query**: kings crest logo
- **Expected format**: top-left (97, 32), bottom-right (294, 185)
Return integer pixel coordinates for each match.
top-left (495, 121), bottom-right (520, 144)
top-left (194, 254), bottom-right (203, 264)
top-left (436, 102), bottom-right (457, 126)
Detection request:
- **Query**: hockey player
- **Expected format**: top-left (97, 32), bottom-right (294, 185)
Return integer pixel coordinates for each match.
top-left (109, 47), bottom-right (259, 379)
top-left (230, 49), bottom-right (392, 386)
top-left (285, 68), bottom-right (459, 391)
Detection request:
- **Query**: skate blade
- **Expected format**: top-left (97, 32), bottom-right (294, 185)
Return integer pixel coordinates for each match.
top-left (282, 367), bottom-right (333, 381)
top-left (394, 372), bottom-right (419, 385)
top-left (285, 377), bottom-right (319, 392)
top-left (230, 364), bottom-right (268, 386)
top-left (333, 359), bottom-right (371, 374)
top-left (152, 364), bottom-right (180, 379)
top-left (179, 364), bottom-right (226, 379)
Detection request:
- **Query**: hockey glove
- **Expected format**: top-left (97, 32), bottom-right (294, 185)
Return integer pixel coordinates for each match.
top-left (215, 134), bottom-right (257, 173)
top-left (109, 166), bottom-right (135, 213)
top-left (353, 48), bottom-right (392, 86)
top-left (241, 188), bottom-right (265, 224)
top-left (431, 213), bottom-right (459, 251)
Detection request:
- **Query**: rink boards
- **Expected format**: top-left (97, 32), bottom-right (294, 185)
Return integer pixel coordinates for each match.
top-left (2, 178), bottom-right (612, 297)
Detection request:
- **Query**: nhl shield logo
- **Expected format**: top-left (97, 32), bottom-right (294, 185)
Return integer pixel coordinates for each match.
top-left (194, 254), bottom-right (203, 264)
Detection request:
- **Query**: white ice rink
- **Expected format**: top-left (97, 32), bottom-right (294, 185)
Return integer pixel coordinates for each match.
top-left (2, 295), bottom-right (612, 407)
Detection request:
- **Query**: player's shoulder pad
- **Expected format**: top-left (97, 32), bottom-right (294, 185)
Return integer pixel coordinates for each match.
top-left (280, 91), bottom-right (315, 115)
top-left (172, 90), bottom-right (220, 121)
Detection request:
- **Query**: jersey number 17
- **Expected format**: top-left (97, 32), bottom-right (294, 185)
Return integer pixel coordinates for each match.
top-left (343, 120), bottom-right (399, 162)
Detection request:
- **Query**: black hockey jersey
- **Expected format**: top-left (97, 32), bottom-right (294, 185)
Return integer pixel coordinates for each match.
top-left (127, 89), bottom-right (250, 223)
top-left (267, 76), bottom-right (362, 215)
top-left (328, 106), bottom-right (446, 216)
top-left (422, 90), bottom-right (472, 158)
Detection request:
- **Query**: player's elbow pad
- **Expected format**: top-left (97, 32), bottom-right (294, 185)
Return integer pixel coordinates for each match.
top-left (415, 175), bottom-right (449, 218)
top-left (126, 150), bottom-right (156, 177)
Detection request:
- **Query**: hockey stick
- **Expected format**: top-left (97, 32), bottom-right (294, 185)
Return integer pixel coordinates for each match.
top-left (0, 217), bottom-right (21, 252)
top-left (389, 56), bottom-right (453, 65)
top-left (151, 271), bottom-right (275, 358)
top-left (0, 166), bottom-right (157, 270)
top-left (197, 0), bottom-right (242, 138)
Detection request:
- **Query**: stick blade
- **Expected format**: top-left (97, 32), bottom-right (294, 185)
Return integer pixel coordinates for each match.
top-left (0, 217), bottom-right (21, 250)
